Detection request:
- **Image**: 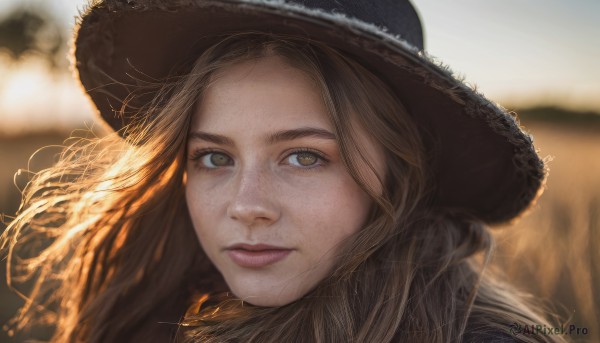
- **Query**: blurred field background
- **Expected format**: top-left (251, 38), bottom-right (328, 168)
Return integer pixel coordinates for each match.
top-left (1, 0), bottom-right (599, 342)
top-left (493, 117), bottom-right (600, 342)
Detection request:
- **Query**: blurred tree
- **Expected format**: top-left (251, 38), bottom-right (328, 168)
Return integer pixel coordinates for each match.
top-left (0, 6), bottom-right (67, 71)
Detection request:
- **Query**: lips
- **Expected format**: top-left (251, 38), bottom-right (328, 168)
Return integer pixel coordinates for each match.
top-left (225, 243), bottom-right (292, 268)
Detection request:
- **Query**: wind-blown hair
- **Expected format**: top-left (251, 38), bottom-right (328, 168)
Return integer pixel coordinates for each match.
top-left (2, 33), bottom-right (566, 342)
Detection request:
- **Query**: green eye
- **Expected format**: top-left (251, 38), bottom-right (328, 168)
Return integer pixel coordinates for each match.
top-left (202, 152), bottom-right (232, 168)
top-left (288, 151), bottom-right (319, 167)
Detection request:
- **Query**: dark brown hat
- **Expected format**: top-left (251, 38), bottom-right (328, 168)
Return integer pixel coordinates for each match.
top-left (73, 0), bottom-right (546, 224)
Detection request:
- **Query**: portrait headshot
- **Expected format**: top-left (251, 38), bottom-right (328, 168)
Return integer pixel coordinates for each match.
top-left (1, 1), bottom-right (598, 342)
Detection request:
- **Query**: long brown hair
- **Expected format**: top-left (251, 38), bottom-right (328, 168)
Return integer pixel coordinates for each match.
top-left (2, 33), bottom-right (567, 342)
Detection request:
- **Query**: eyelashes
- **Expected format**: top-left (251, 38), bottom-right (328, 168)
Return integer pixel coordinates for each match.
top-left (192, 150), bottom-right (233, 169)
top-left (188, 148), bottom-right (329, 171)
top-left (283, 148), bottom-right (329, 168)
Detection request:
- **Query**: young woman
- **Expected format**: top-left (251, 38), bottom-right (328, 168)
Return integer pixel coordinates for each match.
top-left (2, 1), bottom-right (567, 342)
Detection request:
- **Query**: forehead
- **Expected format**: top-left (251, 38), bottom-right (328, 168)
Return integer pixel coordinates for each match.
top-left (191, 55), bottom-right (331, 133)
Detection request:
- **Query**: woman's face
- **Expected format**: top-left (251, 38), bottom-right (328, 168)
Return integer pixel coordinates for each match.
top-left (185, 55), bottom-right (384, 307)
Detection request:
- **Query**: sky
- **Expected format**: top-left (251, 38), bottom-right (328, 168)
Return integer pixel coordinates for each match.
top-left (414, 0), bottom-right (600, 111)
top-left (1, 0), bottom-right (599, 132)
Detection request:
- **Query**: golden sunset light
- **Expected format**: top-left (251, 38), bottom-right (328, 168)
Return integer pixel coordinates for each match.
top-left (0, 57), bottom-right (95, 134)
top-left (1, 0), bottom-right (599, 131)
top-left (1, 1), bottom-right (599, 342)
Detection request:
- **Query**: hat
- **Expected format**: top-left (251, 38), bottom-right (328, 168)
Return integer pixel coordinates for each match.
top-left (73, 0), bottom-right (545, 224)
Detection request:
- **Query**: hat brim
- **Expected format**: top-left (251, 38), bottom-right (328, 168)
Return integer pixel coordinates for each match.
top-left (74, 0), bottom-right (545, 224)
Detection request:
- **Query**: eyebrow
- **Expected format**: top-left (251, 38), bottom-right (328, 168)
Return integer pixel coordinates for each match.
top-left (188, 127), bottom-right (337, 146)
top-left (188, 131), bottom-right (235, 146)
top-left (266, 127), bottom-right (336, 144)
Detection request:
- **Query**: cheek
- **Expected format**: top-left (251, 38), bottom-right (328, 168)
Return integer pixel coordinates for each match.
top-left (185, 181), bottom-right (220, 243)
top-left (329, 174), bottom-right (371, 219)
top-left (185, 173), bottom-right (229, 215)
top-left (299, 174), bottom-right (373, 252)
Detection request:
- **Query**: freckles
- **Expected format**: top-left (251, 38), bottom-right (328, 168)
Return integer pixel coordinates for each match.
top-left (187, 176), bottom-right (224, 198)
top-left (296, 179), bottom-right (368, 235)
top-left (186, 189), bottom-right (221, 223)
top-left (198, 193), bottom-right (225, 213)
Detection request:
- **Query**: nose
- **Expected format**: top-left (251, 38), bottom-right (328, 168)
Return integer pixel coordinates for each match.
top-left (227, 167), bottom-right (280, 227)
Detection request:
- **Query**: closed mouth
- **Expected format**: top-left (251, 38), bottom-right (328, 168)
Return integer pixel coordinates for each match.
top-left (225, 243), bottom-right (293, 268)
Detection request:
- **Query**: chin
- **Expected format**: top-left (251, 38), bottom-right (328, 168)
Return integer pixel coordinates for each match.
top-left (229, 284), bottom-right (305, 307)
top-left (240, 296), bottom-right (290, 307)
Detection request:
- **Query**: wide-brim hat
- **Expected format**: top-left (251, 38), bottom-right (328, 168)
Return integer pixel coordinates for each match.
top-left (73, 0), bottom-right (545, 224)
